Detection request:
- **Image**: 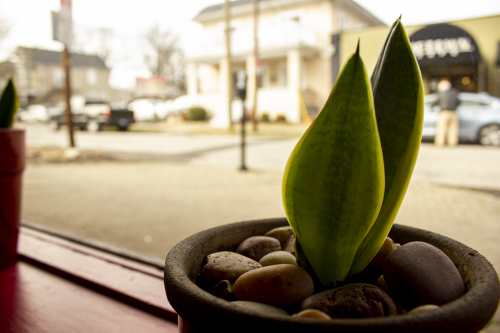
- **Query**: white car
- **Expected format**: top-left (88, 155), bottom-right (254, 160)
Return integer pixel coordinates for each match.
top-left (18, 104), bottom-right (49, 123)
top-left (128, 98), bottom-right (168, 121)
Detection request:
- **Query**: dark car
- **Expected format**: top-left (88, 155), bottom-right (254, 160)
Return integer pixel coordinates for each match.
top-left (422, 92), bottom-right (500, 146)
top-left (50, 104), bottom-right (135, 132)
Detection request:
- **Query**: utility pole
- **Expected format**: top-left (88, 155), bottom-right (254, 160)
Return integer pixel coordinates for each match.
top-left (61, 46), bottom-right (75, 147)
top-left (224, 0), bottom-right (233, 131)
top-left (52, 0), bottom-right (75, 147)
top-left (252, 0), bottom-right (259, 132)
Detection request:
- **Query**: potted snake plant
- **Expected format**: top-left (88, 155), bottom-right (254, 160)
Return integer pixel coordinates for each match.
top-left (0, 78), bottom-right (24, 271)
top-left (164, 18), bottom-right (499, 332)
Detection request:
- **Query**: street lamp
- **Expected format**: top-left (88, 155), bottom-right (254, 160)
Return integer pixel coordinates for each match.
top-left (235, 70), bottom-right (247, 171)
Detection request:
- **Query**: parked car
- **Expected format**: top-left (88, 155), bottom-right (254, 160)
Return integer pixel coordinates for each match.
top-left (49, 97), bottom-right (135, 132)
top-left (18, 104), bottom-right (49, 123)
top-left (422, 92), bottom-right (500, 146)
top-left (128, 98), bottom-right (170, 121)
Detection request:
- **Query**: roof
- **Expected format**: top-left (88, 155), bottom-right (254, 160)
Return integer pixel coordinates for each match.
top-left (16, 47), bottom-right (107, 69)
top-left (193, 0), bottom-right (385, 26)
top-left (196, 0), bottom-right (258, 17)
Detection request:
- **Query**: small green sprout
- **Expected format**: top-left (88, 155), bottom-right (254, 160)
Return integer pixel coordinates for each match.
top-left (0, 79), bottom-right (19, 129)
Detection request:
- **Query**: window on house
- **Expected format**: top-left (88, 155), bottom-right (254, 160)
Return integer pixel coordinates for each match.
top-left (87, 68), bottom-right (98, 86)
top-left (52, 68), bottom-right (64, 88)
top-left (259, 60), bottom-right (287, 88)
top-left (338, 13), bottom-right (347, 31)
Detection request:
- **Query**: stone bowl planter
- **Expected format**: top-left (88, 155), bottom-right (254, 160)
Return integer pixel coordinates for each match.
top-left (164, 218), bottom-right (500, 333)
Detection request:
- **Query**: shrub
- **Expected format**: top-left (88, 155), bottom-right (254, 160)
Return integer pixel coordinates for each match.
top-left (261, 113), bottom-right (270, 122)
top-left (187, 107), bottom-right (207, 121)
top-left (275, 114), bottom-right (287, 122)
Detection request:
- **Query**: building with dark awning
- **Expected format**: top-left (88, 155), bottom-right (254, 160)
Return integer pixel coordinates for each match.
top-left (338, 14), bottom-right (500, 98)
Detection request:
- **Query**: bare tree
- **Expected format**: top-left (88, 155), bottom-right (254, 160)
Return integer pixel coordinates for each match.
top-left (95, 27), bottom-right (114, 68)
top-left (142, 24), bottom-right (186, 97)
top-left (0, 17), bottom-right (10, 48)
top-left (72, 25), bottom-right (115, 68)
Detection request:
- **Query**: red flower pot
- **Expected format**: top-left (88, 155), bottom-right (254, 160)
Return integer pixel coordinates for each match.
top-left (0, 129), bottom-right (25, 271)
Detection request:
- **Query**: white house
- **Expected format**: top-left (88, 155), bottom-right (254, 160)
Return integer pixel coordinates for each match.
top-left (186, 0), bottom-right (384, 125)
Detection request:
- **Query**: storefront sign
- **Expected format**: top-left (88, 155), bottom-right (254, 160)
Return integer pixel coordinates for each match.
top-left (409, 24), bottom-right (481, 68)
top-left (411, 37), bottom-right (474, 59)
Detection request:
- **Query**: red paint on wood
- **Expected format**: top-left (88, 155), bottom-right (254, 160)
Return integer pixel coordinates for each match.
top-left (17, 228), bottom-right (176, 318)
top-left (0, 262), bottom-right (178, 333)
top-left (21, 227), bottom-right (164, 278)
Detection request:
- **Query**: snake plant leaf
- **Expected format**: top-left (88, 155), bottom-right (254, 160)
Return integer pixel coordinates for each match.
top-left (0, 79), bottom-right (19, 129)
top-left (349, 18), bottom-right (424, 275)
top-left (282, 45), bottom-right (385, 287)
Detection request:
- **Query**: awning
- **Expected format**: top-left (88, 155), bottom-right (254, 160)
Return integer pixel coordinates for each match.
top-left (409, 24), bottom-right (482, 68)
top-left (496, 42), bottom-right (500, 66)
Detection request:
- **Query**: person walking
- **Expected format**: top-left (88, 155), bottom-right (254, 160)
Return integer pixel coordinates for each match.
top-left (433, 79), bottom-right (460, 147)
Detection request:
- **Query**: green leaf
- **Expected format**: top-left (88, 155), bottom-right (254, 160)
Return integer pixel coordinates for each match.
top-left (0, 78), bottom-right (19, 129)
top-left (282, 45), bottom-right (385, 286)
top-left (349, 18), bottom-right (424, 275)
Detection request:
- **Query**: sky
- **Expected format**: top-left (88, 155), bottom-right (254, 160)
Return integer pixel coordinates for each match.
top-left (1, 0), bottom-right (500, 90)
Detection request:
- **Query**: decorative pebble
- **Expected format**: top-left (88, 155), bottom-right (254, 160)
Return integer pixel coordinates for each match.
top-left (292, 309), bottom-right (331, 320)
top-left (212, 280), bottom-right (235, 301)
top-left (282, 234), bottom-right (296, 254)
top-left (236, 236), bottom-right (281, 261)
top-left (231, 301), bottom-right (289, 317)
top-left (264, 226), bottom-right (295, 246)
top-left (407, 304), bottom-right (439, 315)
top-left (202, 251), bottom-right (261, 282)
top-left (368, 237), bottom-right (398, 269)
top-left (377, 275), bottom-right (391, 293)
top-left (233, 264), bottom-right (314, 306)
top-left (383, 241), bottom-right (465, 308)
top-left (259, 251), bottom-right (297, 267)
top-left (300, 283), bottom-right (398, 318)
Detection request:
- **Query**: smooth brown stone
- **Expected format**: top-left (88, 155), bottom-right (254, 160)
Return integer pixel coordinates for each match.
top-left (368, 237), bottom-right (398, 269)
top-left (212, 280), bottom-right (234, 300)
top-left (377, 275), bottom-right (391, 293)
top-left (383, 241), bottom-right (465, 308)
top-left (236, 236), bottom-right (281, 261)
top-left (233, 264), bottom-right (314, 306)
top-left (407, 304), bottom-right (439, 315)
top-left (202, 251), bottom-right (261, 282)
top-left (282, 234), bottom-right (296, 254)
top-left (259, 251), bottom-right (297, 267)
top-left (300, 283), bottom-right (398, 318)
top-left (292, 309), bottom-right (331, 320)
top-left (264, 226), bottom-right (295, 246)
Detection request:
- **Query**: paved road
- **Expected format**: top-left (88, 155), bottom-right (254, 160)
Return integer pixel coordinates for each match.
top-left (22, 123), bottom-right (500, 190)
top-left (19, 123), bottom-right (500, 331)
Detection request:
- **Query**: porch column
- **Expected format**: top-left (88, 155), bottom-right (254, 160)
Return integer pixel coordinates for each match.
top-left (246, 55), bottom-right (257, 117)
top-left (287, 50), bottom-right (301, 123)
top-left (210, 59), bottom-right (232, 127)
top-left (187, 63), bottom-right (198, 96)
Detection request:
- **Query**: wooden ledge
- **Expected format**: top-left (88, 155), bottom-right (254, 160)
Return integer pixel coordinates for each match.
top-left (0, 226), bottom-right (178, 333)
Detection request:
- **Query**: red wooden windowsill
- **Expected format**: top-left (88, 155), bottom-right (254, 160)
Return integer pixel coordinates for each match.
top-left (0, 226), bottom-right (178, 333)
